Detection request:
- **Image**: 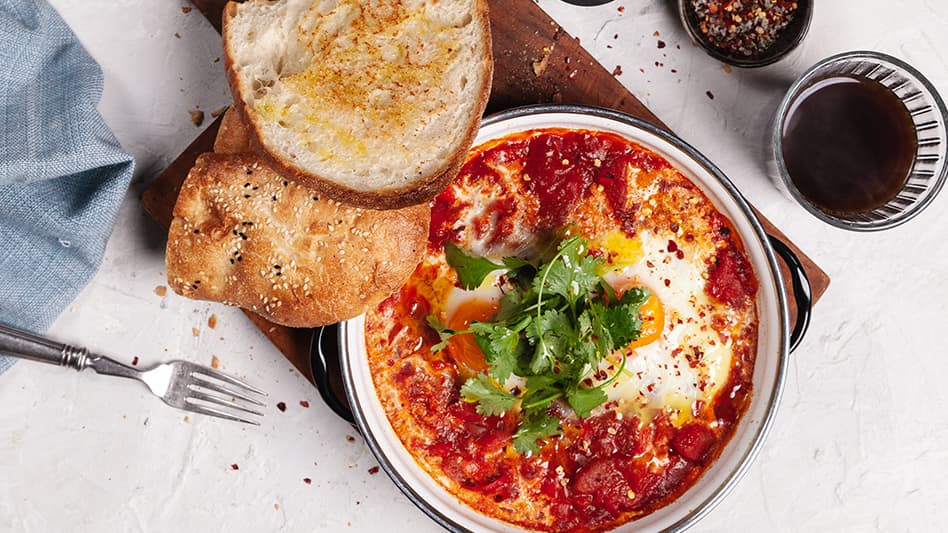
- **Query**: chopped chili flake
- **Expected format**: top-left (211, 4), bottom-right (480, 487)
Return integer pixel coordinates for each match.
top-left (299, 400), bottom-right (310, 408)
top-left (689, 0), bottom-right (798, 57)
top-left (276, 402), bottom-right (286, 412)
top-left (131, 356), bottom-right (139, 366)
top-left (612, 65), bottom-right (623, 76)
top-left (657, 39), bottom-right (666, 49)
top-left (303, 478), bottom-right (312, 484)
top-left (231, 463), bottom-right (239, 470)
top-left (706, 90), bottom-right (715, 100)
top-left (368, 466), bottom-right (380, 475)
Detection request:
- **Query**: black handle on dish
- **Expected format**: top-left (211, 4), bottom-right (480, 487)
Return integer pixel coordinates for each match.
top-left (310, 324), bottom-right (355, 424)
top-left (767, 235), bottom-right (812, 353)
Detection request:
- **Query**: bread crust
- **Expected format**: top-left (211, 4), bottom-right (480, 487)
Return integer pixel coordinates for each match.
top-left (167, 152), bottom-right (430, 327)
top-left (222, 0), bottom-right (493, 211)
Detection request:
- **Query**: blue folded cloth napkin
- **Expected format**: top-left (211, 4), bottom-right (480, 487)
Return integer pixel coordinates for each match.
top-left (0, 0), bottom-right (135, 374)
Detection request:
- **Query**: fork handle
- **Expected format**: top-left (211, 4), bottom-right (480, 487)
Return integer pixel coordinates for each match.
top-left (0, 323), bottom-right (90, 370)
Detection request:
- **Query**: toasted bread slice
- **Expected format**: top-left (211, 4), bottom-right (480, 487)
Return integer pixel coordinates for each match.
top-left (166, 152), bottom-right (430, 327)
top-left (222, 0), bottom-right (492, 210)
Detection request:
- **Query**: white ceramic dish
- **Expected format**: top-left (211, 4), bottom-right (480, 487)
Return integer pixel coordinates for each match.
top-left (329, 105), bottom-right (811, 532)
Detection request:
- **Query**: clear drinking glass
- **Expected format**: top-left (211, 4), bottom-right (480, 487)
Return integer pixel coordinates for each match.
top-left (772, 51), bottom-right (948, 231)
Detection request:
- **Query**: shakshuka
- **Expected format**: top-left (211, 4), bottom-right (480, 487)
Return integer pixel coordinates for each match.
top-left (364, 128), bottom-right (759, 532)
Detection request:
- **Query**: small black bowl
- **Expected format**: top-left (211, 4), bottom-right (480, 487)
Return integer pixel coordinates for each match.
top-left (677, 0), bottom-right (813, 68)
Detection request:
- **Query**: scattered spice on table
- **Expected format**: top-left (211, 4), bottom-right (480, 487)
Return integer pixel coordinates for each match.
top-left (207, 314), bottom-right (217, 329)
top-left (154, 285), bottom-right (167, 297)
top-left (657, 39), bottom-right (666, 49)
top-left (192, 327), bottom-right (200, 337)
top-left (231, 463), bottom-right (239, 470)
top-left (303, 477), bottom-right (312, 485)
top-left (181, 6), bottom-right (191, 14)
top-left (690, 0), bottom-right (798, 57)
top-left (368, 466), bottom-right (380, 475)
top-left (706, 90), bottom-right (715, 99)
top-left (299, 400), bottom-right (310, 408)
top-left (210, 355), bottom-right (220, 369)
top-left (612, 65), bottom-right (623, 76)
top-left (345, 434), bottom-right (356, 442)
top-left (131, 356), bottom-right (139, 366)
top-left (276, 401), bottom-right (287, 412)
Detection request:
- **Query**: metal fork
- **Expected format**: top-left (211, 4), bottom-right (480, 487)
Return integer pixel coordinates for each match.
top-left (0, 323), bottom-right (267, 425)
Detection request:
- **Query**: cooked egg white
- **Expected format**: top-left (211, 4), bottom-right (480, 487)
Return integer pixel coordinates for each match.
top-left (597, 230), bottom-right (735, 425)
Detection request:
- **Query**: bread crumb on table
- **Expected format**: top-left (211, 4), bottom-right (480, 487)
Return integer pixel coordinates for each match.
top-left (211, 355), bottom-right (220, 369)
top-left (154, 285), bottom-right (167, 297)
top-left (208, 314), bottom-right (218, 329)
top-left (192, 327), bottom-right (200, 337)
top-left (190, 108), bottom-right (204, 127)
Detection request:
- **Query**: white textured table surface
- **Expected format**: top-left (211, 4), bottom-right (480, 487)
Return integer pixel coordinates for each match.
top-left (2, 1), bottom-right (947, 532)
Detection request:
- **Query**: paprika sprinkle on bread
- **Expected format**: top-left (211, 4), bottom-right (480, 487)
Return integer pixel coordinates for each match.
top-left (222, 0), bottom-right (493, 210)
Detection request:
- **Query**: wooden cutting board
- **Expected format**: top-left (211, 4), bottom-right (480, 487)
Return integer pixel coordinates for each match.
top-left (142, 0), bottom-right (830, 379)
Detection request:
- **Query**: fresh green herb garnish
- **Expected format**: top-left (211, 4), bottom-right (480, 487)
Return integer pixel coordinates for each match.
top-left (433, 235), bottom-right (649, 455)
top-left (444, 242), bottom-right (504, 290)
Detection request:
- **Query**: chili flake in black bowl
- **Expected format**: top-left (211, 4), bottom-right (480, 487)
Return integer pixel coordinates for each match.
top-left (678, 0), bottom-right (813, 68)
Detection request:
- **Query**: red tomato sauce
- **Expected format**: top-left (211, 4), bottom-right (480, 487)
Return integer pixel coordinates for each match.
top-left (367, 129), bottom-right (759, 532)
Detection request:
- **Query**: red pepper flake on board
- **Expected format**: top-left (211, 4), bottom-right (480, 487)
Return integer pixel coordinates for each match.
top-left (611, 65), bottom-right (623, 76)
top-left (299, 400), bottom-right (310, 408)
top-left (706, 90), bottom-right (715, 100)
top-left (303, 477), bottom-right (312, 484)
top-left (276, 402), bottom-right (286, 412)
top-left (368, 466), bottom-right (380, 475)
top-left (689, 0), bottom-right (798, 57)
top-left (131, 356), bottom-right (139, 366)
top-left (231, 463), bottom-right (239, 470)
top-left (657, 39), bottom-right (666, 49)
top-left (345, 434), bottom-right (356, 442)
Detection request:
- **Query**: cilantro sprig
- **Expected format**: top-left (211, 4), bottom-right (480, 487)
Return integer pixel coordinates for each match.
top-left (430, 235), bottom-right (650, 455)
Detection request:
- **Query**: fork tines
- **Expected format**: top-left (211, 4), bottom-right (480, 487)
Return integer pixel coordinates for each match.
top-left (185, 366), bottom-right (268, 425)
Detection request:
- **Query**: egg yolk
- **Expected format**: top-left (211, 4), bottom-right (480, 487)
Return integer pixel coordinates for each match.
top-left (630, 291), bottom-right (664, 349)
top-left (611, 279), bottom-right (665, 349)
top-left (445, 298), bottom-right (499, 377)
